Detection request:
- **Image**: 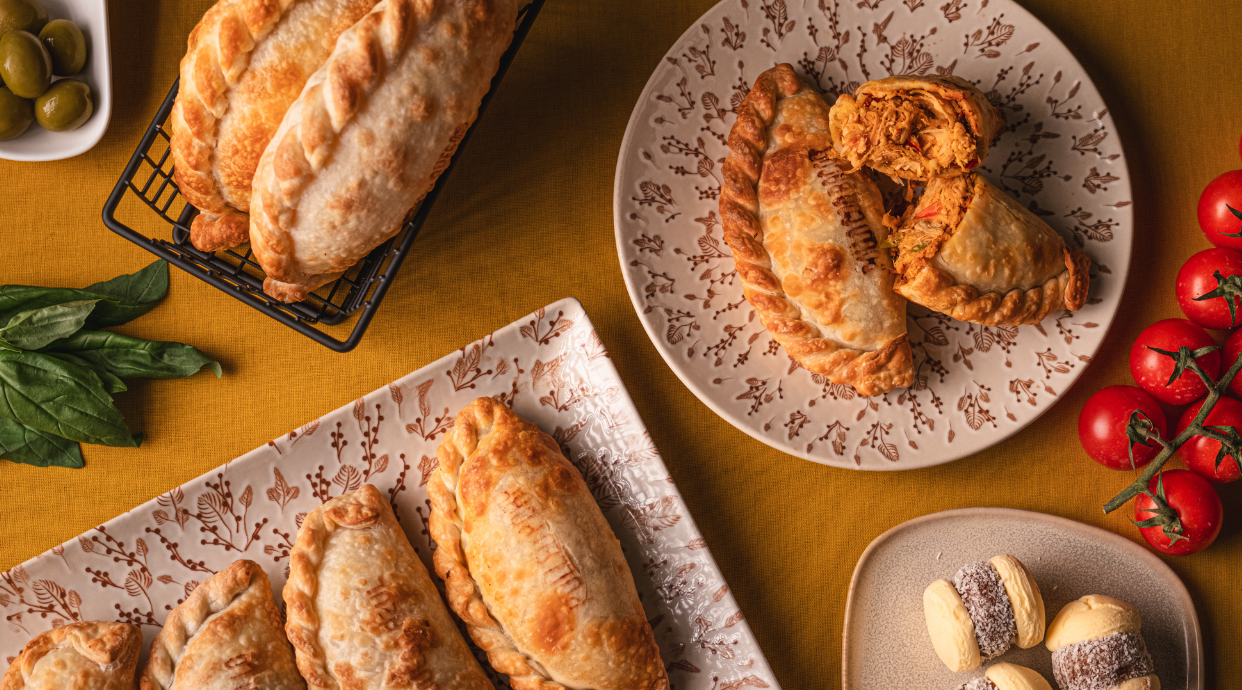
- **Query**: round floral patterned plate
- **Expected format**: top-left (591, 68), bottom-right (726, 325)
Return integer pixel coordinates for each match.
top-left (614, 0), bottom-right (1131, 469)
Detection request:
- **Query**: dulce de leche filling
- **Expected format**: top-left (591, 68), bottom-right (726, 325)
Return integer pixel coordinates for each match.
top-left (1051, 631), bottom-right (1155, 690)
top-left (953, 561), bottom-right (1018, 659)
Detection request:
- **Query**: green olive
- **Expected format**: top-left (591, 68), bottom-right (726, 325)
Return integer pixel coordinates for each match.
top-left (0, 86), bottom-right (32, 140)
top-left (0, 30), bottom-right (51, 99)
top-left (0, 0), bottom-right (48, 36)
top-left (39, 19), bottom-right (86, 76)
top-left (34, 78), bottom-right (91, 131)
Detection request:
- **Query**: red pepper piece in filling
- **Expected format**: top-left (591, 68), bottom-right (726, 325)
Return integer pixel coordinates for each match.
top-left (965, 158), bottom-right (980, 170)
top-left (906, 136), bottom-right (922, 153)
top-left (913, 202), bottom-right (943, 220)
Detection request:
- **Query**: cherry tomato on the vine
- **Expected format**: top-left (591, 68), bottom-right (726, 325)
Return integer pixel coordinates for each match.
top-left (1078, 386), bottom-right (1167, 470)
top-left (1198, 170), bottom-right (1242, 250)
top-left (1175, 248), bottom-right (1242, 329)
top-left (1176, 397), bottom-right (1242, 483)
top-left (1129, 319), bottom-right (1221, 405)
top-left (1225, 328), bottom-right (1242, 398)
top-left (1134, 469), bottom-right (1223, 556)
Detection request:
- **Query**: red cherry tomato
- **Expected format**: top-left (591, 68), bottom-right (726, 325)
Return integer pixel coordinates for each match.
top-left (1176, 397), bottom-right (1242, 483)
top-left (1078, 386), bottom-right (1168, 470)
top-left (1175, 248), bottom-right (1242, 329)
top-left (1225, 328), bottom-right (1242, 398)
top-left (1134, 469), bottom-right (1223, 556)
top-left (1129, 319), bottom-right (1221, 405)
top-left (1198, 170), bottom-right (1242, 250)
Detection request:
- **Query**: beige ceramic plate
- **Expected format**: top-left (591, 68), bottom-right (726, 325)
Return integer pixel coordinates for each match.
top-left (842, 508), bottom-right (1202, 690)
top-left (614, 0), bottom-right (1132, 470)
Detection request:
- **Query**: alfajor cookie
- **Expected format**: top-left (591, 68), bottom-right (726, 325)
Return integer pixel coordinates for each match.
top-left (953, 662), bottom-right (1054, 690)
top-left (1046, 595), bottom-right (1160, 690)
top-left (923, 554), bottom-right (1046, 672)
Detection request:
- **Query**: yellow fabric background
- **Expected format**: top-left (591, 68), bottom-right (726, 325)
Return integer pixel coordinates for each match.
top-left (1, 0), bottom-right (1240, 686)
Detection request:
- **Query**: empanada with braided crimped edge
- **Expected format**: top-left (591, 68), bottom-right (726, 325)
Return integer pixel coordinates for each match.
top-left (429, 398), bottom-right (669, 690)
top-left (283, 485), bottom-right (490, 690)
top-left (171, 0), bottom-right (381, 252)
top-left (2, 621), bottom-right (140, 690)
top-left (140, 560), bottom-right (304, 690)
top-left (720, 63), bottom-right (914, 396)
top-left (891, 173), bottom-right (1091, 326)
top-left (249, 0), bottom-right (523, 302)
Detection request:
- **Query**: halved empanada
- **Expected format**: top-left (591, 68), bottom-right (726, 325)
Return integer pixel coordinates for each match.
top-left (429, 398), bottom-right (669, 690)
top-left (171, 0), bottom-right (381, 251)
top-left (249, 0), bottom-right (523, 301)
top-left (829, 75), bottom-right (1004, 180)
top-left (283, 485), bottom-right (490, 690)
top-left (892, 173), bottom-right (1091, 326)
top-left (140, 559), bottom-right (304, 690)
top-left (2, 621), bottom-right (140, 690)
top-left (720, 63), bottom-right (913, 395)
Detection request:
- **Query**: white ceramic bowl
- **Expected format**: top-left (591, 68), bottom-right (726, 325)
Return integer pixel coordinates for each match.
top-left (0, 0), bottom-right (111, 161)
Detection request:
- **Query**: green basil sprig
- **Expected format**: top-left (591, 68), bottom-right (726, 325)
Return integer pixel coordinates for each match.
top-left (45, 330), bottom-right (222, 380)
top-left (0, 259), bottom-right (168, 329)
top-left (0, 416), bottom-right (85, 468)
top-left (0, 260), bottom-right (220, 470)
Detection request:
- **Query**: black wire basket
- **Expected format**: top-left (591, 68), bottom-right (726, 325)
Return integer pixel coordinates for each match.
top-left (102, 1), bottom-right (544, 352)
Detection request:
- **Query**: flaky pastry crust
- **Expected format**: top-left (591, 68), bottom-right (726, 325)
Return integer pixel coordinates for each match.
top-left (892, 173), bottom-right (1090, 326)
top-left (1, 621), bottom-right (141, 690)
top-left (140, 559), bottom-right (303, 690)
top-left (429, 398), bottom-right (668, 690)
top-left (719, 63), bottom-right (913, 396)
top-left (249, 0), bottom-right (521, 301)
top-left (171, 0), bottom-right (381, 252)
top-left (283, 485), bottom-right (489, 690)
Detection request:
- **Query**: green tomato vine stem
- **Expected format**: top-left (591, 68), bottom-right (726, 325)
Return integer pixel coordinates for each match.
top-left (1102, 343), bottom-right (1242, 515)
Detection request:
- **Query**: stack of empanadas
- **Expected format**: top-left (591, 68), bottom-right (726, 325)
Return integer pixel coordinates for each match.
top-left (720, 64), bottom-right (1092, 396)
top-left (173, 0), bottom-right (522, 301)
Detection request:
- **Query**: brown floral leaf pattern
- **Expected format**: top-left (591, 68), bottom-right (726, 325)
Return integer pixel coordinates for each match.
top-left (618, 1), bottom-right (1126, 472)
top-left (1, 300), bottom-right (776, 686)
top-left (266, 468), bottom-right (299, 512)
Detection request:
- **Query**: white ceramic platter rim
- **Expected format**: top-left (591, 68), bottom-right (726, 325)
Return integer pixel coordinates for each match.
top-left (613, 0), bottom-right (1133, 470)
top-left (0, 298), bottom-right (781, 690)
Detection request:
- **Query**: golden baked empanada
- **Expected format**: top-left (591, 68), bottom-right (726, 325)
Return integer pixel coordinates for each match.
top-left (250, 0), bottom-right (522, 301)
top-left (140, 559), bottom-right (304, 690)
top-left (283, 485), bottom-right (490, 690)
top-left (720, 63), bottom-right (913, 395)
top-left (829, 75), bottom-right (1004, 180)
top-left (429, 397), bottom-right (668, 690)
top-left (1, 621), bottom-right (140, 690)
top-left (892, 173), bottom-right (1091, 326)
top-left (171, 0), bottom-right (381, 251)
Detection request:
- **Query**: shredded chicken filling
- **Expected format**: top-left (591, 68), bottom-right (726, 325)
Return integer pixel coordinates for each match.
top-left (839, 91), bottom-right (978, 176)
top-left (892, 175), bottom-right (974, 273)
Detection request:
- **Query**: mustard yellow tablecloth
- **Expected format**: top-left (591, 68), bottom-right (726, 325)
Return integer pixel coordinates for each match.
top-left (2, 0), bottom-right (1240, 686)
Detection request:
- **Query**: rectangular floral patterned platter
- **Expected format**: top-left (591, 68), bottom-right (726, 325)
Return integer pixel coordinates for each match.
top-left (0, 298), bottom-right (780, 690)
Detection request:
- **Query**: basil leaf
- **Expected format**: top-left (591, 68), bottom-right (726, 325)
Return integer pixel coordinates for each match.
top-left (0, 261), bottom-right (169, 329)
top-left (0, 351), bottom-right (138, 447)
top-left (45, 330), bottom-right (222, 380)
top-left (0, 416), bottom-right (84, 468)
top-left (85, 260), bottom-right (169, 309)
top-left (0, 300), bottom-right (98, 350)
top-left (46, 352), bottom-right (127, 393)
